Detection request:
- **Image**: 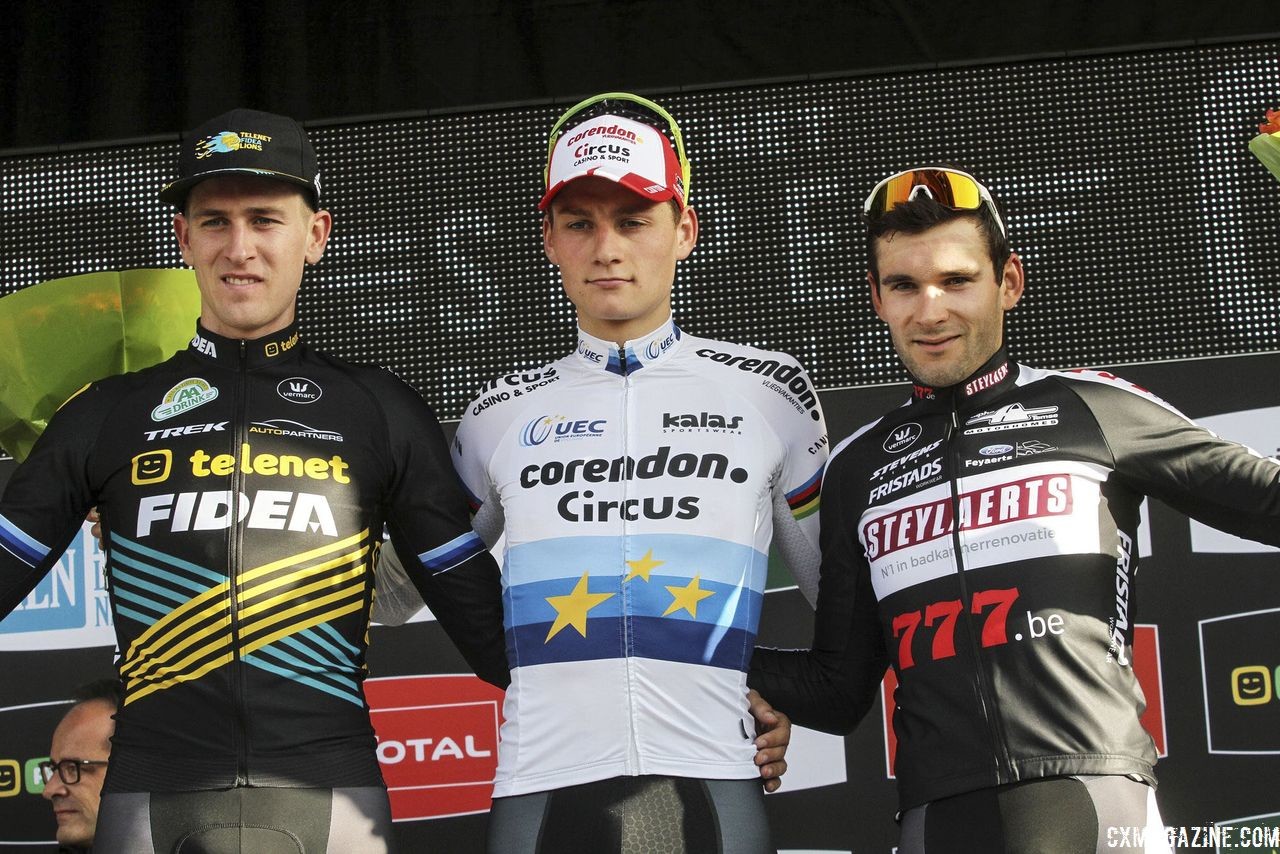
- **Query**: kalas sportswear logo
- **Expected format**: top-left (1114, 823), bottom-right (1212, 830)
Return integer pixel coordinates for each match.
top-left (520, 415), bottom-right (607, 446)
top-left (277, 377), bottom-right (322, 404)
top-left (883, 423), bottom-right (923, 453)
top-left (151, 378), bottom-right (219, 422)
top-left (661, 412), bottom-right (743, 432)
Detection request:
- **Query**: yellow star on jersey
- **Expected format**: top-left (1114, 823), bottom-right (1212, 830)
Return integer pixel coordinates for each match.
top-left (624, 549), bottom-right (665, 583)
top-left (545, 572), bottom-right (615, 642)
top-left (662, 575), bottom-right (716, 619)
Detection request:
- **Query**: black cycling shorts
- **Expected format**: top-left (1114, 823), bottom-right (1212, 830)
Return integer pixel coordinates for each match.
top-left (487, 775), bottom-right (773, 854)
top-left (898, 775), bottom-right (1170, 854)
top-left (94, 786), bottom-right (393, 853)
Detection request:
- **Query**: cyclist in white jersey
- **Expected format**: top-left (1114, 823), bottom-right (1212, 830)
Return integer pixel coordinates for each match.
top-left (423, 93), bottom-right (828, 853)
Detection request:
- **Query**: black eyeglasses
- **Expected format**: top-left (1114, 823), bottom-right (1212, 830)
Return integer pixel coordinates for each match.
top-left (38, 758), bottom-right (109, 785)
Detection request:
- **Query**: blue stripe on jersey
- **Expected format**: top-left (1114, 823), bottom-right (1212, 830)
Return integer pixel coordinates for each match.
top-left (505, 534), bottom-right (768, 589)
top-left (605, 349), bottom-right (625, 376)
top-left (507, 575), bottom-right (762, 633)
top-left (508, 619), bottom-right (754, 670)
top-left (0, 512), bottom-right (51, 568)
top-left (109, 533), bottom-right (224, 584)
top-left (418, 530), bottom-right (486, 574)
top-left (243, 651), bottom-right (365, 707)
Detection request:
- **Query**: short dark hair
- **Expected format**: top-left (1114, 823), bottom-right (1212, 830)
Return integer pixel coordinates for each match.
top-left (69, 678), bottom-right (124, 712)
top-left (866, 194), bottom-right (1010, 285)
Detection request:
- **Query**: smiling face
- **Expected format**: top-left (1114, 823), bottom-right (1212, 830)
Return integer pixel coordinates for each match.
top-left (174, 175), bottom-right (332, 340)
top-left (41, 700), bottom-right (114, 848)
top-left (870, 217), bottom-right (1024, 388)
top-left (543, 177), bottom-right (697, 345)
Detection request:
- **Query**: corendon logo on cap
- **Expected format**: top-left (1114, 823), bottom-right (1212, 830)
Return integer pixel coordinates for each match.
top-left (196, 130), bottom-right (272, 159)
top-left (365, 675), bottom-right (505, 821)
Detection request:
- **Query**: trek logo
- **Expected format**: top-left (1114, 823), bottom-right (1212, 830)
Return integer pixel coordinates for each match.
top-left (263, 332), bottom-right (299, 358)
top-left (520, 415), bottom-right (607, 446)
top-left (250, 419), bottom-right (344, 443)
top-left (661, 412), bottom-right (743, 432)
top-left (190, 332), bottom-right (217, 358)
top-left (151, 378), bottom-right (219, 422)
top-left (277, 377), bottom-right (322, 404)
top-left (863, 474), bottom-right (1073, 559)
top-left (136, 490), bottom-right (337, 537)
top-left (963, 403), bottom-right (1059, 434)
top-left (883, 423), bottom-right (923, 453)
top-left (144, 421), bottom-right (227, 441)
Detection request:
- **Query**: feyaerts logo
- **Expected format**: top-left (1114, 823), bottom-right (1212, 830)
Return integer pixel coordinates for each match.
top-left (151, 378), bottom-right (218, 421)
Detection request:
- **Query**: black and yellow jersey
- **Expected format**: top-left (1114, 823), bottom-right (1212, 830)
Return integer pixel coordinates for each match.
top-left (0, 321), bottom-right (507, 793)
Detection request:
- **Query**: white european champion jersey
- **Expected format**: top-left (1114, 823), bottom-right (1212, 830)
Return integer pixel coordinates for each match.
top-left (453, 316), bottom-right (827, 796)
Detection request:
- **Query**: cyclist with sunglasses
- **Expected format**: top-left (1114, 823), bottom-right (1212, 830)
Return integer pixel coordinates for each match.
top-left (449, 93), bottom-right (826, 852)
top-left (750, 167), bottom-right (1280, 853)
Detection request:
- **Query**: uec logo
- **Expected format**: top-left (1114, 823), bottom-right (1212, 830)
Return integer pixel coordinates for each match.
top-left (520, 415), bottom-right (607, 447)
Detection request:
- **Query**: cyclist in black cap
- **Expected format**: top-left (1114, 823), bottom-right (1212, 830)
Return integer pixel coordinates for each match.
top-left (0, 108), bottom-right (508, 853)
top-left (750, 166), bottom-right (1280, 853)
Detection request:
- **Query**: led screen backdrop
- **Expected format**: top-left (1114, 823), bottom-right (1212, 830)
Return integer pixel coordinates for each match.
top-left (2, 39), bottom-right (1278, 425)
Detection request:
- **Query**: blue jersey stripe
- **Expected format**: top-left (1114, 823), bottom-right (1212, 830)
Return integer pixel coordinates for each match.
top-left (111, 565), bottom-right (196, 606)
top-left (243, 653), bottom-right (365, 707)
top-left (509, 619), bottom-right (754, 670)
top-left (110, 532), bottom-right (224, 583)
top-left (507, 575), bottom-right (762, 632)
top-left (418, 530), bottom-right (485, 573)
top-left (111, 586), bottom-right (173, 619)
top-left (505, 534), bottom-right (767, 589)
top-left (0, 512), bottom-right (51, 567)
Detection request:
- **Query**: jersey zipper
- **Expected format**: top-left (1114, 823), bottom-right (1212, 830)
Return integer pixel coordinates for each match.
top-left (943, 408), bottom-right (1014, 781)
top-left (620, 357), bottom-right (641, 774)
top-left (228, 339), bottom-right (250, 785)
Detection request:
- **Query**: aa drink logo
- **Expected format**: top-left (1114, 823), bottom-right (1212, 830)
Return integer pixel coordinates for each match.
top-left (1198, 607), bottom-right (1280, 754)
top-left (1186, 406), bottom-right (1280, 554)
top-left (878, 624), bottom-right (1167, 776)
top-left (365, 674), bottom-right (505, 821)
top-left (0, 522), bottom-right (114, 651)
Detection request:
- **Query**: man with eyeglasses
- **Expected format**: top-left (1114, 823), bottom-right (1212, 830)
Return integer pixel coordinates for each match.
top-left (40, 679), bottom-right (122, 853)
top-left (409, 92), bottom-right (825, 852)
top-left (749, 167), bottom-right (1280, 852)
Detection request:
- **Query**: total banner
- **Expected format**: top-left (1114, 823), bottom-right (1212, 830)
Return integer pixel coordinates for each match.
top-left (1, 352), bottom-right (1276, 852)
